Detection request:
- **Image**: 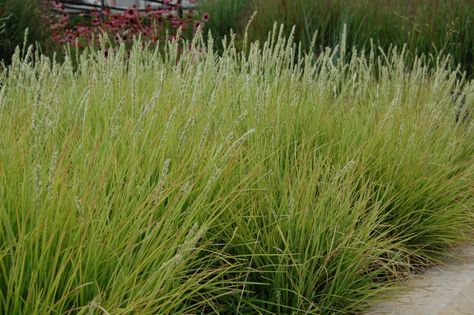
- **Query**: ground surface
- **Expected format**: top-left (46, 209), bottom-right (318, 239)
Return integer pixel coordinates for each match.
top-left (368, 246), bottom-right (474, 315)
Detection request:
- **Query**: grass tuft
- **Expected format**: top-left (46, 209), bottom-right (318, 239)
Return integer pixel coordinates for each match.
top-left (0, 32), bottom-right (473, 314)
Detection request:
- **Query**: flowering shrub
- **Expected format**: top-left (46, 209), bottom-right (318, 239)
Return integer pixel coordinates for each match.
top-left (47, 0), bottom-right (208, 48)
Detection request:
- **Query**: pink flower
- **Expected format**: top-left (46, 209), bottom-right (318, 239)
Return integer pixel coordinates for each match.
top-left (76, 25), bottom-right (91, 34)
top-left (151, 9), bottom-right (164, 18)
top-left (52, 0), bottom-right (63, 10)
top-left (143, 26), bottom-right (152, 36)
top-left (60, 14), bottom-right (69, 25)
top-left (63, 29), bottom-right (77, 43)
top-left (124, 7), bottom-right (138, 20)
top-left (202, 12), bottom-right (209, 22)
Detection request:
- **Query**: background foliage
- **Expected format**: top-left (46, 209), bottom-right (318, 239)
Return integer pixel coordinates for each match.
top-left (0, 0), bottom-right (48, 63)
top-left (201, 0), bottom-right (474, 76)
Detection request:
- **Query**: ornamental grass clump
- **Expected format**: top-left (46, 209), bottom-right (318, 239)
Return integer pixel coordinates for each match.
top-left (0, 29), bottom-right (473, 314)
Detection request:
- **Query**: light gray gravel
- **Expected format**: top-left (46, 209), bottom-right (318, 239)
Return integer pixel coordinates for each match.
top-left (368, 246), bottom-right (474, 315)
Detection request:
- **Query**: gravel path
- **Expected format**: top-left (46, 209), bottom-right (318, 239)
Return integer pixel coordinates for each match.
top-left (368, 246), bottom-right (474, 315)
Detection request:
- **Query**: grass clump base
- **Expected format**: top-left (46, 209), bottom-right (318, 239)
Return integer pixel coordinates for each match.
top-left (0, 32), bottom-right (473, 314)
